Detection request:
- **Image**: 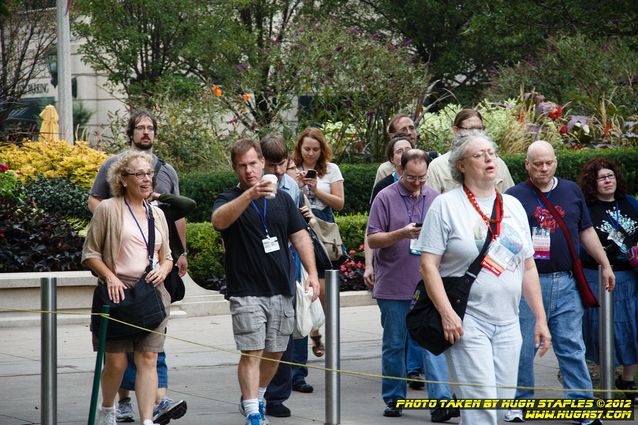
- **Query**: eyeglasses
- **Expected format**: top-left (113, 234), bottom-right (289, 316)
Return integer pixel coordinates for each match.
top-left (404, 174), bottom-right (427, 183)
top-left (466, 150), bottom-right (498, 160)
top-left (597, 173), bottom-right (616, 182)
top-left (134, 125), bottom-right (155, 132)
top-left (125, 170), bottom-right (155, 180)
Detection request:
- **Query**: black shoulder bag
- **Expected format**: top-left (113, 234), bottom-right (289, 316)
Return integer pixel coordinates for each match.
top-left (91, 206), bottom-right (167, 339)
top-left (406, 196), bottom-right (498, 355)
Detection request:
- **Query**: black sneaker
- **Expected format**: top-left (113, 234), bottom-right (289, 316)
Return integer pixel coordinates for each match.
top-left (431, 407), bottom-right (460, 423)
top-left (407, 371), bottom-right (425, 390)
top-left (615, 376), bottom-right (638, 404)
top-left (383, 404), bottom-right (402, 417)
top-left (266, 403), bottom-right (291, 417)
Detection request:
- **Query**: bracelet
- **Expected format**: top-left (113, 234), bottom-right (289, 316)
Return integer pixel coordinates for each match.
top-left (180, 252), bottom-right (188, 257)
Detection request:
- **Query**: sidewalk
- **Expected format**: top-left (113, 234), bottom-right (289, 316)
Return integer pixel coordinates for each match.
top-left (0, 304), bottom-right (634, 424)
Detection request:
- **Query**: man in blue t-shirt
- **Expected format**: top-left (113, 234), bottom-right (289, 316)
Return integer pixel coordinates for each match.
top-left (505, 141), bottom-right (614, 425)
top-left (212, 139), bottom-right (319, 425)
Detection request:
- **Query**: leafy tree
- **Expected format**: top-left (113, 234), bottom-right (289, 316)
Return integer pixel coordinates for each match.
top-left (73, 0), bottom-right (237, 101)
top-left (0, 1), bottom-right (56, 134)
top-left (332, 0), bottom-right (638, 105)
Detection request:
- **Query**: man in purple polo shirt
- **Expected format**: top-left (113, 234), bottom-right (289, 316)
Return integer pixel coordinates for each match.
top-left (368, 149), bottom-right (458, 422)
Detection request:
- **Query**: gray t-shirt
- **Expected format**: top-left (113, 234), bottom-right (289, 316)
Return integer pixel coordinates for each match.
top-left (416, 186), bottom-right (534, 325)
top-left (90, 151), bottom-right (180, 199)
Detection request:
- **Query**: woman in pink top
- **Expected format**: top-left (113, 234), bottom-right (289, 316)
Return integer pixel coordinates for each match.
top-left (82, 152), bottom-right (172, 425)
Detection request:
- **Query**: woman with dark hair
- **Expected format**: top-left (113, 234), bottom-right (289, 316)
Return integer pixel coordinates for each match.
top-left (578, 157), bottom-right (638, 404)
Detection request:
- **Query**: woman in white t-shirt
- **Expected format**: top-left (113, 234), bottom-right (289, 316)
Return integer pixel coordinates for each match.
top-left (292, 127), bottom-right (344, 222)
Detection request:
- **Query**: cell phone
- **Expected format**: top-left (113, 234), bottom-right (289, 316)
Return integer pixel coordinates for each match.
top-left (305, 169), bottom-right (317, 179)
top-left (414, 222), bottom-right (423, 228)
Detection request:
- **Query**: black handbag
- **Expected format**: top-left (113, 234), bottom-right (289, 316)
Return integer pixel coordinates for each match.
top-left (164, 265), bottom-right (185, 303)
top-left (406, 197), bottom-right (497, 355)
top-left (91, 207), bottom-right (167, 339)
top-left (307, 225), bottom-right (332, 273)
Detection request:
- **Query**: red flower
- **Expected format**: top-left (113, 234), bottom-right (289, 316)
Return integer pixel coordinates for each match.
top-left (0, 163), bottom-right (8, 173)
top-left (348, 249), bottom-right (356, 255)
top-left (548, 105), bottom-right (563, 121)
top-left (559, 124), bottom-right (568, 135)
top-left (0, 231), bottom-right (5, 238)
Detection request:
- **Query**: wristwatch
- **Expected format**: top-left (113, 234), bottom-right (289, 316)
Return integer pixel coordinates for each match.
top-left (179, 252), bottom-right (188, 257)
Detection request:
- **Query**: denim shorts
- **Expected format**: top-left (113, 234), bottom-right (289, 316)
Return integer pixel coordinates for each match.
top-left (229, 295), bottom-right (294, 352)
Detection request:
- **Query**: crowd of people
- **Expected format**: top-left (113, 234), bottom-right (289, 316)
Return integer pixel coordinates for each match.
top-left (82, 109), bottom-right (637, 425)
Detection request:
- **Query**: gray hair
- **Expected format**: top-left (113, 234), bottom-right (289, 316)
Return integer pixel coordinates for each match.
top-left (448, 131), bottom-right (497, 184)
top-left (108, 151), bottom-right (153, 197)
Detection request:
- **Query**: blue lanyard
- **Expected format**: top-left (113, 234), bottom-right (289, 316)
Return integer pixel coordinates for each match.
top-left (251, 198), bottom-right (270, 237)
top-left (392, 171), bottom-right (398, 183)
top-left (125, 199), bottom-right (150, 254)
top-left (398, 186), bottom-right (426, 223)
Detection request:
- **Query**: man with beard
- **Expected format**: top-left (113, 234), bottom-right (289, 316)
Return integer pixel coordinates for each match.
top-left (88, 110), bottom-right (188, 424)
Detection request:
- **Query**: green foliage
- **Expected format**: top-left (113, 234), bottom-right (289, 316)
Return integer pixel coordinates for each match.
top-left (339, 163), bottom-right (378, 215)
top-left (485, 35), bottom-right (638, 117)
top-left (335, 213), bottom-right (368, 252)
top-left (23, 175), bottom-right (91, 221)
top-left (0, 166), bottom-right (20, 199)
top-left (180, 171), bottom-right (238, 222)
top-left (0, 195), bottom-right (85, 272)
top-left (186, 222), bottom-right (224, 286)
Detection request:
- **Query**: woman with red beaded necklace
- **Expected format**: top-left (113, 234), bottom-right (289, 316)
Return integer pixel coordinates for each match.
top-left (416, 132), bottom-right (551, 425)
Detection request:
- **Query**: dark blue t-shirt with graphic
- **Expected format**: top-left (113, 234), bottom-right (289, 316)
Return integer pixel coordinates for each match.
top-left (506, 178), bottom-right (592, 273)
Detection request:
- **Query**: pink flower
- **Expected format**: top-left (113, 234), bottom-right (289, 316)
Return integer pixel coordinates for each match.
top-left (0, 163), bottom-right (8, 173)
top-left (340, 265), bottom-right (346, 272)
top-left (348, 249), bottom-right (356, 255)
top-left (356, 261), bottom-right (364, 269)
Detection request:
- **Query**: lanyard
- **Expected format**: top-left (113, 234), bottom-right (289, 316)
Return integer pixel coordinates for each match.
top-left (125, 199), bottom-right (151, 259)
top-left (398, 185), bottom-right (426, 223)
top-left (463, 186), bottom-right (502, 239)
top-left (251, 198), bottom-right (270, 237)
top-left (392, 171), bottom-right (398, 183)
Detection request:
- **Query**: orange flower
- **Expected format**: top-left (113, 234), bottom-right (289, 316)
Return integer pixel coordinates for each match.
top-left (211, 85), bottom-right (222, 97)
top-left (242, 93), bottom-right (251, 102)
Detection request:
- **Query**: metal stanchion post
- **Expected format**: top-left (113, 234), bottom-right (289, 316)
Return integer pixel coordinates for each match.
top-left (598, 265), bottom-right (614, 399)
top-left (41, 277), bottom-right (57, 425)
top-left (88, 305), bottom-right (110, 425)
top-left (324, 269), bottom-right (340, 425)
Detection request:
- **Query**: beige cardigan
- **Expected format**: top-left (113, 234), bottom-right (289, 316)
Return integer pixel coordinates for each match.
top-left (82, 197), bottom-right (172, 277)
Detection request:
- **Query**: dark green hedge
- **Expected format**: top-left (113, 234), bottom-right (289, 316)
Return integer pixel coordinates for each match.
top-left (180, 147), bottom-right (638, 219)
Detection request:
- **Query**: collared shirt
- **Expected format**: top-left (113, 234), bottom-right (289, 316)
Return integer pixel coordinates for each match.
top-left (367, 180), bottom-right (439, 300)
top-left (279, 173), bottom-right (303, 207)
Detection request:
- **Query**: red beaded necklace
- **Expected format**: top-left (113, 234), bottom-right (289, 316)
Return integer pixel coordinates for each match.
top-left (463, 185), bottom-right (503, 238)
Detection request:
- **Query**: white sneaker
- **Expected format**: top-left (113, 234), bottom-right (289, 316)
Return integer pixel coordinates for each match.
top-left (97, 407), bottom-right (117, 425)
top-left (504, 409), bottom-right (525, 422)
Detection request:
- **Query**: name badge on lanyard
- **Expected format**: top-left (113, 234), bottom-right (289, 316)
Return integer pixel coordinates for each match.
top-left (252, 199), bottom-right (280, 253)
top-left (481, 236), bottom-right (520, 276)
top-left (532, 226), bottom-right (551, 260)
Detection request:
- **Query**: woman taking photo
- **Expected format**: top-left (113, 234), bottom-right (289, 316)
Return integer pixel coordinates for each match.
top-left (292, 127), bottom-right (344, 357)
top-left (578, 157), bottom-right (638, 404)
top-left (418, 132), bottom-right (550, 424)
top-left (83, 152), bottom-right (173, 425)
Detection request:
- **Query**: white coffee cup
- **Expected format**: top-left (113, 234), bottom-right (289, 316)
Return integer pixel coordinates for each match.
top-left (262, 174), bottom-right (278, 199)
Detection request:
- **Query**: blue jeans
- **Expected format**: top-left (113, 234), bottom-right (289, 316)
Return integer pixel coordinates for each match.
top-left (422, 347), bottom-right (452, 401)
top-left (515, 272), bottom-right (593, 400)
top-left (121, 351), bottom-right (168, 390)
top-left (378, 299), bottom-right (410, 405)
top-left (291, 336), bottom-right (309, 384)
top-left (406, 334), bottom-right (424, 374)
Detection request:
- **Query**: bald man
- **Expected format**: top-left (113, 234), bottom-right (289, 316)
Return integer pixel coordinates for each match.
top-left (505, 141), bottom-right (614, 425)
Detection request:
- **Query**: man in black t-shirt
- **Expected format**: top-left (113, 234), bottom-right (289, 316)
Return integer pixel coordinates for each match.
top-left (212, 139), bottom-right (319, 425)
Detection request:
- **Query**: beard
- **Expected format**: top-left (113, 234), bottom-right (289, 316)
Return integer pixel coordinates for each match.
top-left (132, 139), bottom-right (153, 151)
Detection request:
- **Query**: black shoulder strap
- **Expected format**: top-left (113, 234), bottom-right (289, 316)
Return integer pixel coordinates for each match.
top-left (146, 205), bottom-right (156, 272)
top-left (152, 157), bottom-right (165, 189)
top-left (466, 194), bottom-right (499, 278)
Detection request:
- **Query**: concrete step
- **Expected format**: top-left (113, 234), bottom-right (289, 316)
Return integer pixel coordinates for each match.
top-left (0, 271), bottom-right (375, 327)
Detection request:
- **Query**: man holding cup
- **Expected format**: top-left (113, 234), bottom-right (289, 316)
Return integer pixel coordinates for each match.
top-left (212, 138), bottom-right (320, 425)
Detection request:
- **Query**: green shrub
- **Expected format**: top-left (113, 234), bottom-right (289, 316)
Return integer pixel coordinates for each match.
top-left (0, 195), bottom-right (85, 272)
top-left (23, 175), bottom-right (91, 221)
top-left (335, 213), bottom-right (368, 253)
top-left (186, 222), bottom-right (224, 286)
top-left (500, 147), bottom-right (638, 194)
top-left (339, 164), bottom-right (378, 215)
top-left (180, 171), bottom-right (238, 222)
